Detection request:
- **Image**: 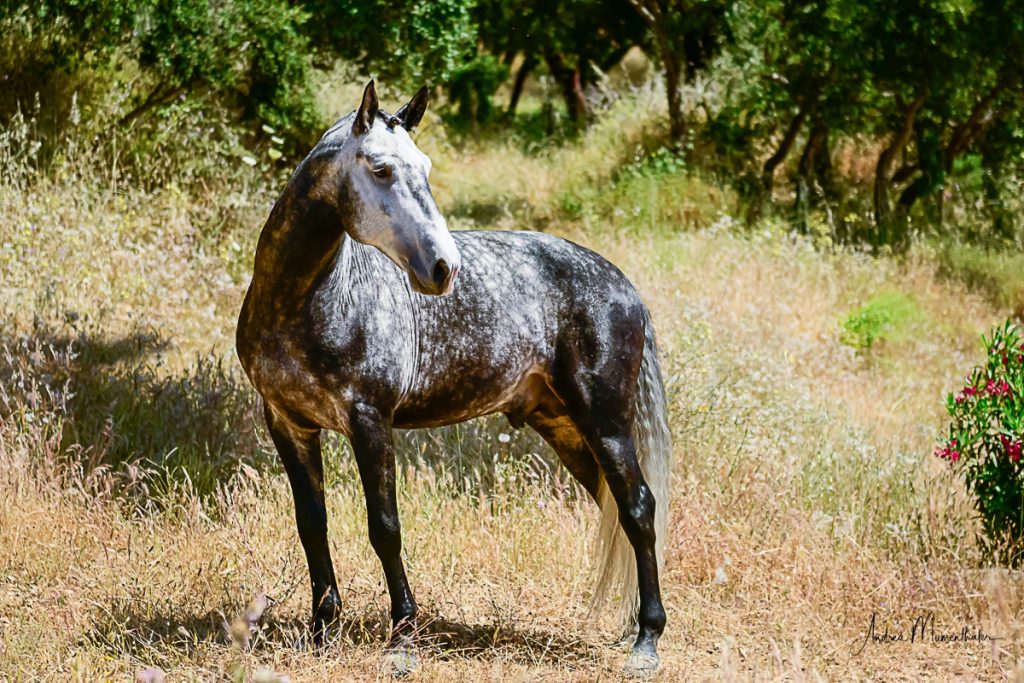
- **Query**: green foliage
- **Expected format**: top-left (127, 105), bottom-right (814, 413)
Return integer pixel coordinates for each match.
top-left (1, 0), bottom-right (318, 145)
top-left (476, 0), bottom-right (650, 124)
top-left (839, 292), bottom-right (922, 351)
top-left (707, 0), bottom-right (1024, 246)
top-left (2, 0), bottom-right (1023, 256)
top-left (300, 0), bottom-right (478, 87)
top-left (937, 321), bottom-right (1024, 564)
top-left (446, 54), bottom-right (509, 126)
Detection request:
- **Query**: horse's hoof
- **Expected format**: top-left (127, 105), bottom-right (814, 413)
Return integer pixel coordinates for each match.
top-left (622, 649), bottom-right (659, 678)
top-left (382, 647), bottom-right (419, 678)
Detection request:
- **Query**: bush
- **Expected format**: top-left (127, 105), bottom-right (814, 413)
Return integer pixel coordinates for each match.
top-left (839, 291), bottom-right (922, 351)
top-left (936, 320), bottom-right (1024, 564)
top-left (1, 0), bottom-right (319, 151)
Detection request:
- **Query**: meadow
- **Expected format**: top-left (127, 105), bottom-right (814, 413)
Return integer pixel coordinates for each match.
top-left (2, 82), bottom-right (1024, 681)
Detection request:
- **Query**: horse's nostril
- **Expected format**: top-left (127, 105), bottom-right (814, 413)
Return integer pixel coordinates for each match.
top-left (432, 259), bottom-right (451, 288)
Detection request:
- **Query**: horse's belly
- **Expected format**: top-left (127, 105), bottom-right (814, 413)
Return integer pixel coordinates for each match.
top-left (392, 359), bottom-right (548, 429)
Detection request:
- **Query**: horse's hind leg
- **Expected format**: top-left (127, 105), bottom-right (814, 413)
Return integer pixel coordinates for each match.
top-left (264, 403), bottom-right (341, 643)
top-left (553, 350), bottom-right (666, 674)
top-left (526, 409), bottom-right (602, 502)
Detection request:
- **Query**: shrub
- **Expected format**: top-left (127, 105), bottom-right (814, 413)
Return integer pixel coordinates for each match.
top-left (936, 320), bottom-right (1024, 564)
top-left (839, 291), bottom-right (922, 351)
top-left (1, 0), bottom-right (319, 150)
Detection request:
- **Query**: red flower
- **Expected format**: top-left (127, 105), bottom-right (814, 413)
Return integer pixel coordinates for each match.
top-left (999, 435), bottom-right (1022, 462)
top-left (958, 385), bottom-right (979, 402)
top-left (986, 380), bottom-right (1011, 397)
top-left (935, 443), bottom-right (961, 463)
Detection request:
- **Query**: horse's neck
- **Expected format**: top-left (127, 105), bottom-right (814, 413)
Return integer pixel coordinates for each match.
top-left (249, 182), bottom-right (350, 315)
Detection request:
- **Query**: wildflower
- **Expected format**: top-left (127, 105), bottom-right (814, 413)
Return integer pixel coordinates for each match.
top-left (1000, 434), bottom-right (1022, 462)
top-left (986, 380), bottom-right (1011, 397)
top-left (958, 385), bottom-right (979, 402)
top-left (935, 443), bottom-right (961, 462)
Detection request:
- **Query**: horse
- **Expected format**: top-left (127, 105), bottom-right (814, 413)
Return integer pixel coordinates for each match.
top-left (236, 81), bottom-right (672, 677)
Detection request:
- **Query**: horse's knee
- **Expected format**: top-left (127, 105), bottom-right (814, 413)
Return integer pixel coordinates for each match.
top-left (367, 512), bottom-right (402, 555)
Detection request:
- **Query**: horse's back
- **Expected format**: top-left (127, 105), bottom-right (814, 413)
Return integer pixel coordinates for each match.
top-left (393, 230), bottom-right (648, 428)
top-left (452, 230), bottom-right (643, 309)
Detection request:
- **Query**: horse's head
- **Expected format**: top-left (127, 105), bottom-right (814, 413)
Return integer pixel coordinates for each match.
top-left (340, 80), bottom-right (460, 296)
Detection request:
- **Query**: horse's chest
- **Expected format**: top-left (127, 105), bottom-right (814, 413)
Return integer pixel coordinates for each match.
top-left (243, 334), bottom-right (356, 432)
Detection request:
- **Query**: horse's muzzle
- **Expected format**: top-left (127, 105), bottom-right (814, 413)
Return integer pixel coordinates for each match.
top-left (409, 255), bottom-right (460, 296)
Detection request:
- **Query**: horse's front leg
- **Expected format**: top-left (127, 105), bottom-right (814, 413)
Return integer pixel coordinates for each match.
top-left (349, 402), bottom-right (419, 672)
top-left (263, 403), bottom-right (341, 643)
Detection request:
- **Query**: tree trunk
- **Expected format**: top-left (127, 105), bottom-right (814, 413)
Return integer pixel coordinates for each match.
top-left (795, 117), bottom-right (827, 233)
top-left (743, 103), bottom-right (810, 226)
top-left (762, 105), bottom-right (810, 193)
top-left (507, 54), bottom-right (535, 118)
top-left (663, 52), bottom-right (684, 141)
top-left (627, 0), bottom-right (686, 143)
top-left (945, 81), bottom-right (1006, 172)
top-left (873, 93), bottom-right (927, 249)
top-left (543, 51), bottom-right (589, 127)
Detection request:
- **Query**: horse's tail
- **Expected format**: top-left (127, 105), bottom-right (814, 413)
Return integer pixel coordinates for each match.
top-left (592, 309), bottom-right (672, 632)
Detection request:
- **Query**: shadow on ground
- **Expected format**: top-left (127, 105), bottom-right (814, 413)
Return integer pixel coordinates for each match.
top-left (85, 599), bottom-right (605, 669)
top-left (0, 319), bottom-right (268, 500)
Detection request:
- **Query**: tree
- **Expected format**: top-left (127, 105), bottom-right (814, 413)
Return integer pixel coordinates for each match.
top-left (627, 0), bottom-right (729, 142)
top-left (1, 0), bottom-right (318, 142)
top-left (298, 0), bottom-right (478, 89)
top-left (474, 0), bottom-right (649, 127)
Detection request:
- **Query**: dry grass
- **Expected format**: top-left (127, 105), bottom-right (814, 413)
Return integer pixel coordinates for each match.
top-left (2, 93), bottom-right (1024, 682)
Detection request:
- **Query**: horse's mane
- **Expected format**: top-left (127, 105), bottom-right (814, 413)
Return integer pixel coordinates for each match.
top-left (317, 108), bottom-right (402, 152)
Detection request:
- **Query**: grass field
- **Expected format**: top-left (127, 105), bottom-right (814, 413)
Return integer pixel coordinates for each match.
top-left (2, 91), bottom-right (1024, 681)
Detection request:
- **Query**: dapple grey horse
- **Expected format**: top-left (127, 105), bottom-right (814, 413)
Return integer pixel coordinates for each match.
top-left (236, 81), bottom-right (672, 676)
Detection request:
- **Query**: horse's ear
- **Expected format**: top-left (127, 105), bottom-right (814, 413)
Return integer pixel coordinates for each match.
top-left (395, 86), bottom-right (429, 132)
top-left (353, 80), bottom-right (379, 136)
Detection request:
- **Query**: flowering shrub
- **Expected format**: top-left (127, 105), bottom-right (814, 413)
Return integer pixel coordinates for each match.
top-left (937, 321), bottom-right (1024, 563)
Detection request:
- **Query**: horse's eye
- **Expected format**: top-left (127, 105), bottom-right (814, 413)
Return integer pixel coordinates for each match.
top-left (372, 165), bottom-right (393, 180)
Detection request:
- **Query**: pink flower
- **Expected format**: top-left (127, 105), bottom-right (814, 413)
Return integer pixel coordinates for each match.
top-left (935, 443), bottom-right (961, 463)
top-left (958, 385), bottom-right (979, 402)
top-left (1001, 435), bottom-right (1022, 462)
top-left (985, 380), bottom-right (1011, 397)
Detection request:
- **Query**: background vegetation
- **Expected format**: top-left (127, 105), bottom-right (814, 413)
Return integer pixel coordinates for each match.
top-left (1, 1), bottom-right (1024, 680)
